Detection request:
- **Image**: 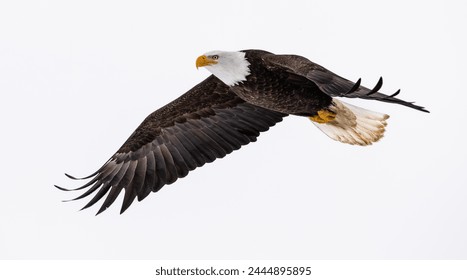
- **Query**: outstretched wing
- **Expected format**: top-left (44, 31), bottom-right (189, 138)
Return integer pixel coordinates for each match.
top-left (261, 54), bottom-right (429, 113)
top-left (57, 75), bottom-right (286, 214)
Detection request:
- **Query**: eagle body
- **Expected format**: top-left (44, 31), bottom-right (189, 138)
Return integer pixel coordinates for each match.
top-left (231, 50), bottom-right (332, 116)
top-left (57, 49), bottom-right (428, 214)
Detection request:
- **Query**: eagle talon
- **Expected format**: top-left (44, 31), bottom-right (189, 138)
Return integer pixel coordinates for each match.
top-left (310, 109), bottom-right (336, 123)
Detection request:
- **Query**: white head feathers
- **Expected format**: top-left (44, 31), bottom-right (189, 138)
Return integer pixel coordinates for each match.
top-left (200, 51), bottom-right (251, 86)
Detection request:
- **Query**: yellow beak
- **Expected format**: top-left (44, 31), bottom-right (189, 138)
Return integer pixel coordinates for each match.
top-left (196, 55), bottom-right (217, 69)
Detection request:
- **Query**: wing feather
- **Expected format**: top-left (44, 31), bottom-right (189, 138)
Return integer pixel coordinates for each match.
top-left (81, 182), bottom-right (112, 211)
top-left (138, 152), bottom-right (156, 201)
top-left (163, 141), bottom-right (190, 178)
top-left (165, 131), bottom-right (198, 171)
top-left (152, 144), bottom-right (168, 190)
top-left (95, 161), bottom-right (133, 214)
top-left (131, 156), bottom-right (147, 202)
top-left (172, 127), bottom-right (209, 166)
top-left (120, 160), bottom-right (143, 214)
top-left (159, 143), bottom-right (178, 184)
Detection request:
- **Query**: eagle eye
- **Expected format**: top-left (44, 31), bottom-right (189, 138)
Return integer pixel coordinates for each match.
top-left (211, 55), bottom-right (219, 60)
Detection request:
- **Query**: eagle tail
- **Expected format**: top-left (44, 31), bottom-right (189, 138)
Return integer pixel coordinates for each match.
top-left (310, 99), bottom-right (389, 146)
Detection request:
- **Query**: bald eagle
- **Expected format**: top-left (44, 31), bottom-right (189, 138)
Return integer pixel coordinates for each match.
top-left (57, 49), bottom-right (428, 214)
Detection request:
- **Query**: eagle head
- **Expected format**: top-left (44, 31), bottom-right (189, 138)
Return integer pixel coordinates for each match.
top-left (196, 50), bottom-right (250, 86)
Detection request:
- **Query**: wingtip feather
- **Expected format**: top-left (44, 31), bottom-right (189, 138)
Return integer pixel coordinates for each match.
top-left (65, 172), bottom-right (98, 180)
top-left (54, 185), bottom-right (70, 191)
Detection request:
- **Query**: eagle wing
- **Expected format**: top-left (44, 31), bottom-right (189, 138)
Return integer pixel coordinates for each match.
top-left (57, 75), bottom-right (286, 214)
top-left (261, 54), bottom-right (429, 112)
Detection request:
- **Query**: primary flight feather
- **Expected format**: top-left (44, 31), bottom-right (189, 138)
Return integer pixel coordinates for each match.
top-left (57, 49), bottom-right (428, 214)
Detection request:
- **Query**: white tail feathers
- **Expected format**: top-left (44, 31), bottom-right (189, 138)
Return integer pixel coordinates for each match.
top-left (311, 99), bottom-right (389, 146)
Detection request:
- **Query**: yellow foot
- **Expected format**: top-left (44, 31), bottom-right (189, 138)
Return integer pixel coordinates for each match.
top-left (309, 109), bottom-right (336, 124)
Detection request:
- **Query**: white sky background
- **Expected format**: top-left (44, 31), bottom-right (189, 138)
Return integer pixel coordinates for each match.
top-left (0, 0), bottom-right (466, 259)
